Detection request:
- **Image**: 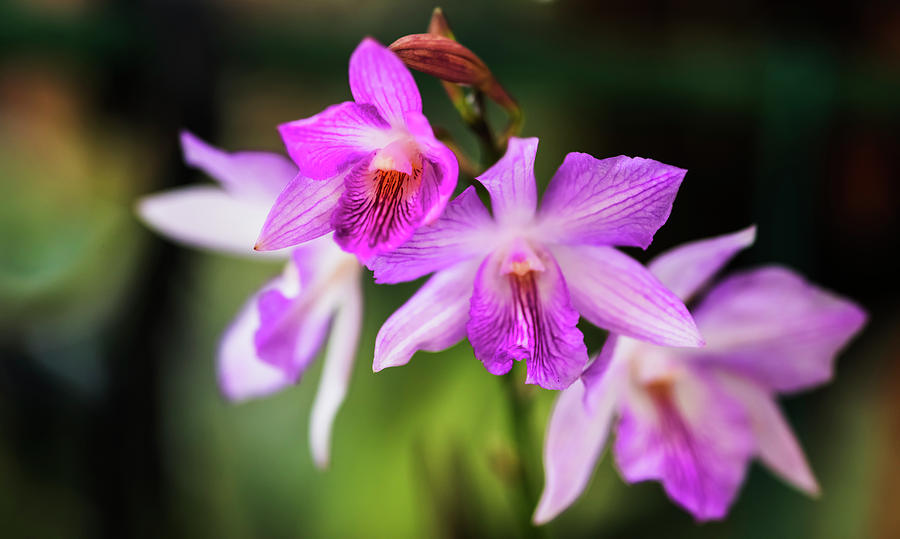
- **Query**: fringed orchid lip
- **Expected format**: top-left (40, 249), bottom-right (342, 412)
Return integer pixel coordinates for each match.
top-left (468, 238), bottom-right (588, 390)
top-left (330, 139), bottom-right (430, 263)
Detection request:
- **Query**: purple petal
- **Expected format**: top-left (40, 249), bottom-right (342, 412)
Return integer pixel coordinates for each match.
top-left (715, 372), bottom-right (820, 495)
top-left (138, 186), bottom-right (281, 257)
top-left (534, 365), bottom-right (624, 524)
top-left (467, 243), bottom-right (588, 390)
top-left (217, 277), bottom-right (295, 401)
top-left (374, 260), bottom-right (479, 371)
top-left (331, 155), bottom-right (428, 264)
top-left (309, 278), bottom-right (363, 469)
top-left (476, 137), bottom-right (539, 225)
top-left (614, 370), bottom-right (754, 521)
top-left (404, 111), bottom-right (459, 224)
top-left (368, 186), bottom-right (496, 284)
top-left (553, 244), bottom-right (703, 347)
top-left (180, 131), bottom-right (295, 201)
top-left (689, 267), bottom-right (867, 393)
top-left (278, 101), bottom-right (391, 181)
top-left (253, 249), bottom-right (339, 379)
top-left (254, 173), bottom-right (344, 252)
top-left (648, 226), bottom-right (757, 303)
top-left (539, 153), bottom-right (686, 249)
top-left (580, 334), bottom-right (621, 404)
top-left (349, 37), bottom-right (422, 126)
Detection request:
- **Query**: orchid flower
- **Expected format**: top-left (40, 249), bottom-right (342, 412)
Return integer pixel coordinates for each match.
top-left (534, 227), bottom-right (867, 523)
top-left (138, 132), bottom-right (362, 468)
top-left (370, 137), bottom-right (703, 390)
top-left (253, 38), bottom-right (458, 264)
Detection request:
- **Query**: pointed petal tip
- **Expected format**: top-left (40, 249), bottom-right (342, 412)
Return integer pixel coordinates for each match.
top-left (359, 35), bottom-right (381, 47)
top-left (178, 129), bottom-right (210, 165)
top-left (312, 454), bottom-right (330, 470)
top-left (532, 492), bottom-right (564, 525)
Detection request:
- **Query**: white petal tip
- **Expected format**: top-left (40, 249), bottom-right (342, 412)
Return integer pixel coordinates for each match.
top-left (532, 500), bottom-right (557, 526)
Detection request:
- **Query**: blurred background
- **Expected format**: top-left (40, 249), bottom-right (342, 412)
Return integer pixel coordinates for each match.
top-left (1, 0), bottom-right (898, 537)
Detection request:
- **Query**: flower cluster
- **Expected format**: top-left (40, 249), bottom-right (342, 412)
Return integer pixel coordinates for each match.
top-left (138, 16), bottom-right (866, 527)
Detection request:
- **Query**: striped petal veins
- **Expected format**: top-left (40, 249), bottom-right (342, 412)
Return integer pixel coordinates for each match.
top-left (331, 139), bottom-right (430, 263)
top-left (467, 239), bottom-right (588, 390)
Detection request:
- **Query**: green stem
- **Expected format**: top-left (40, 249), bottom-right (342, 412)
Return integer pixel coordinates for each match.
top-left (500, 373), bottom-right (545, 539)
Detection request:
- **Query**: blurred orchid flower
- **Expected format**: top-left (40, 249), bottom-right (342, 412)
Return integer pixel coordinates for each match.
top-left (138, 132), bottom-right (362, 468)
top-left (535, 227), bottom-right (867, 523)
top-left (370, 137), bottom-right (702, 390)
top-left (254, 38), bottom-right (458, 264)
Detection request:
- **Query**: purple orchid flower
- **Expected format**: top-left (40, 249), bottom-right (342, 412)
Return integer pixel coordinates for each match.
top-left (369, 137), bottom-right (703, 390)
top-left (253, 38), bottom-right (458, 264)
top-left (534, 227), bottom-right (867, 523)
top-left (138, 132), bottom-right (362, 468)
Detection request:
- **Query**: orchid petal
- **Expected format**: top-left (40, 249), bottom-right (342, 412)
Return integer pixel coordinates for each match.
top-left (278, 101), bottom-right (391, 181)
top-left (467, 245), bottom-right (588, 390)
top-left (309, 277), bottom-right (363, 469)
top-left (476, 137), bottom-right (539, 225)
top-left (715, 372), bottom-right (820, 495)
top-left (254, 173), bottom-right (344, 252)
top-left (217, 277), bottom-right (294, 401)
top-left (138, 186), bottom-right (283, 258)
top-left (404, 111), bottom-right (460, 224)
top-left (180, 131), bottom-right (295, 201)
top-left (690, 267), bottom-right (867, 393)
top-left (374, 260), bottom-right (479, 371)
top-left (614, 370), bottom-right (754, 521)
top-left (331, 155), bottom-right (427, 264)
top-left (553, 244), bottom-right (703, 347)
top-left (539, 153), bottom-right (686, 249)
top-left (534, 364), bottom-right (623, 524)
top-left (253, 249), bottom-right (345, 379)
top-left (581, 334), bottom-right (622, 404)
top-left (349, 37), bottom-right (422, 126)
top-left (369, 186), bottom-right (495, 284)
top-left (648, 226), bottom-right (757, 303)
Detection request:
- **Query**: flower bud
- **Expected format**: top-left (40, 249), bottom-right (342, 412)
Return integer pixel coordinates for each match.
top-left (428, 7), bottom-right (455, 39)
top-left (389, 34), bottom-right (491, 87)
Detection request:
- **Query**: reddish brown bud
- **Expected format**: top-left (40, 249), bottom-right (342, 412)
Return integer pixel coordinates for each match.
top-left (389, 34), bottom-right (491, 87)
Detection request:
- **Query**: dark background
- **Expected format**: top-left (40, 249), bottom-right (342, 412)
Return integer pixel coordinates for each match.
top-left (1, 0), bottom-right (898, 537)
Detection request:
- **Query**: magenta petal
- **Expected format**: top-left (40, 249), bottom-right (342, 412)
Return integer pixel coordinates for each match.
top-left (614, 371), bottom-right (754, 521)
top-left (331, 155), bottom-right (426, 263)
top-left (553, 244), bottom-right (703, 347)
top-left (467, 246), bottom-right (588, 390)
top-left (254, 173), bottom-right (344, 252)
top-left (539, 153), bottom-right (686, 249)
top-left (279, 101), bottom-right (390, 181)
top-left (253, 251), bottom-right (337, 379)
top-left (648, 226), bottom-right (757, 303)
top-left (405, 111), bottom-right (460, 224)
top-left (715, 372), bottom-right (820, 495)
top-left (690, 266), bottom-right (867, 393)
top-left (534, 368), bottom-right (622, 524)
top-left (368, 186), bottom-right (495, 284)
top-left (180, 131), bottom-right (296, 201)
top-left (580, 334), bottom-right (619, 404)
top-left (476, 137), bottom-right (539, 225)
top-left (374, 261), bottom-right (479, 371)
top-left (349, 37), bottom-right (422, 126)
top-left (217, 278), bottom-right (294, 401)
